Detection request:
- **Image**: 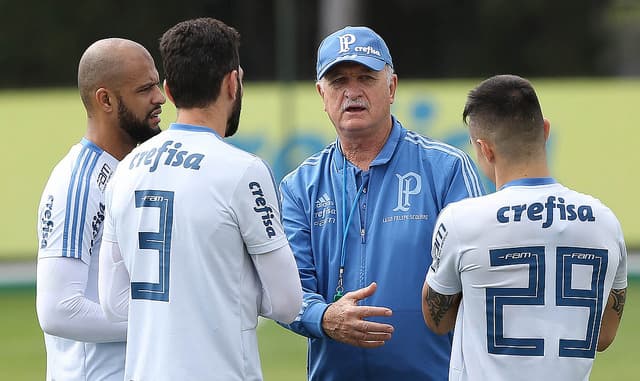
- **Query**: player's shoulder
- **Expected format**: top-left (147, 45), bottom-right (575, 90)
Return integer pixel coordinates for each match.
top-left (558, 184), bottom-right (620, 221)
top-left (443, 190), bottom-right (517, 231)
top-left (51, 141), bottom-right (87, 173)
top-left (42, 145), bottom-right (77, 186)
top-left (562, 184), bottom-right (605, 204)
top-left (442, 191), bottom-right (496, 216)
top-left (42, 140), bottom-right (111, 194)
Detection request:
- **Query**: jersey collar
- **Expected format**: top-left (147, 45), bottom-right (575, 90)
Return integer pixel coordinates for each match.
top-left (80, 137), bottom-right (118, 162)
top-left (500, 177), bottom-right (557, 190)
top-left (80, 137), bottom-right (103, 153)
top-left (168, 123), bottom-right (222, 139)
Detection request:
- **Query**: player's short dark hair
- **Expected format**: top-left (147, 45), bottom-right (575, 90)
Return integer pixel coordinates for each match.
top-left (462, 74), bottom-right (544, 141)
top-left (160, 18), bottom-right (240, 108)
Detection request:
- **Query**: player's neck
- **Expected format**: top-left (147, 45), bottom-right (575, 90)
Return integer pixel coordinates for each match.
top-left (85, 121), bottom-right (136, 161)
top-left (175, 106), bottom-right (227, 138)
top-left (495, 160), bottom-right (551, 189)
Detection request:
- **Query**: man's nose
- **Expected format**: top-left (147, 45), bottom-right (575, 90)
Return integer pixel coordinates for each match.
top-left (154, 86), bottom-right (166, 104)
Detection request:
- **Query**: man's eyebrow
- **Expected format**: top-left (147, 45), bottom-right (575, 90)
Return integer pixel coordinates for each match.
top-left (135, 80), bottom-right (159, 91)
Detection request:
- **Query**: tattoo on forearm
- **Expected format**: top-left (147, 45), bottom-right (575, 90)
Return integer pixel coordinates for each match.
top-left (426, 287), bottom-right (457, 326)
top-left (611, 288), bottom-right (626, 320)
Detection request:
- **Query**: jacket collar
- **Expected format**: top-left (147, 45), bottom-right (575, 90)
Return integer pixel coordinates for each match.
top-left (334, 116), bottom-right (405, 172)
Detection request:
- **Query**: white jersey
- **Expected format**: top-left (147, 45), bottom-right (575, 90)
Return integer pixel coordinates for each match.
top-left (426, 178), bottom-right (627, 381)
top-left (104, 123), bottom-right (290, 381)
top-left (37, 138), bottom-right (125, 381)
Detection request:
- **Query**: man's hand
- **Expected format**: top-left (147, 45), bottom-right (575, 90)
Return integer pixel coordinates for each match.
top-left (321, 282), bottom-right (394, 348)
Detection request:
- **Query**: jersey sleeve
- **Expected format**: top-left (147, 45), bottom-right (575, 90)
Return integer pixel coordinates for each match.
top-left (37, 156), bottom-right (105, 264)
top-left (425, 205), bottom-right (463, 295)
top-left (613, 219), bottom-right (628, 290)
top-left (250, 244), bottom-right (302, 323)
top-left (36, 256), bottom-right (127, 342)
top-left (102, 177), bottom-right (117, 243)
top-left (230, 158), bottom-right (289, 255)
top-left (98, 239), bottom-right (130, 322)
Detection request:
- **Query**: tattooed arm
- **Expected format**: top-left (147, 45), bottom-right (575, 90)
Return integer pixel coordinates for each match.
top-left (421, 279), bottom-right (462, 335)
top-left (597, 288), bottom-right (626, 352)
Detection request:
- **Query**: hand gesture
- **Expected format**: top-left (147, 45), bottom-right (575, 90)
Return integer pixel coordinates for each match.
top-left (322, 282), bottom-right (394, 348)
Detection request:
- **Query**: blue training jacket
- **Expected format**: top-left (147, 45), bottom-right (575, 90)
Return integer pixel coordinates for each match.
top-left (279, 117), bottom-right (484, 381)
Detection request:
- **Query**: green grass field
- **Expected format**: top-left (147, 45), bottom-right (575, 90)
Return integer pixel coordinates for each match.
top-left (1, 280), bottom-right (637, 380)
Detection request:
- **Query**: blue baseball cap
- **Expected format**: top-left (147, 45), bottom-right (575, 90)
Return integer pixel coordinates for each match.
top-left (316, 26), bottom-right (393, 80)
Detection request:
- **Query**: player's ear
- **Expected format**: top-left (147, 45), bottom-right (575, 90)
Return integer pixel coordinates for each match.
top-left (95, 88), bottom-right (114, 112)
top-left (227, 69), bottom-right (239, 101)
top-left (478, 139), bottom-right (495, 163)
top-left (163, 80), bottom-right (175, 105)
top-left (543, 118), bottom-right (551, 142)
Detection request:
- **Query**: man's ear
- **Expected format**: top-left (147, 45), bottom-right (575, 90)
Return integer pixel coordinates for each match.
top-left (228, 69), bottom-right (239, 100)
top-left (316, 81), bottom-right (329, 112)
top-left (388, 73), bottom-right (398, 104)
top-left (478, 139), bottom-right (495, 163)
top-left (543, 118), bottom-right (551, 142)
top-left (95, 88), bottom-right (113, 112)
top-left (316, 81), bottom-right (324, 98)
top-left (163, 80), bottom-right (175, 105)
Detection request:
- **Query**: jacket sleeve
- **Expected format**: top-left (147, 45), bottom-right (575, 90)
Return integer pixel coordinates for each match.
top-left (277, 178), bottom-right (329, 339)
top-left (443, 150), bottom-right (485, 206)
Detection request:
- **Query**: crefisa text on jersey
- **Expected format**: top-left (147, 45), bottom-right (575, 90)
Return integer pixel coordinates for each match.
top-left (88, 203), bottom-right (105, 255)
top-left (129, 140), bottom-right (204, 172)
top-left (40, 195), bottom-right (55, 249)
top-left (497, 195), bottom-right (595, 228)
top-left (249, 182), bottom-right (276, 238)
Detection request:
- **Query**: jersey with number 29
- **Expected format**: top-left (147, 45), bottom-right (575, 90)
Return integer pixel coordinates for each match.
top-left (426, 178), bottom-right (627, 381)
top-left (103, 124), bottom-right (290, 381)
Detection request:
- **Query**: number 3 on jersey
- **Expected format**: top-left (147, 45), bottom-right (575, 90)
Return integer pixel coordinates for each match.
top-left (131, 190), bottom-right (174, 302)
top-left (486, 246), bottom-right (607, 359)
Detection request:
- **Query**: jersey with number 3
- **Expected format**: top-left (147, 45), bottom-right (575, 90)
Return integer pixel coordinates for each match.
top-left (426, 178), bottom-right (627, 381)
top-left (103, 124), bottom-right (290, 381)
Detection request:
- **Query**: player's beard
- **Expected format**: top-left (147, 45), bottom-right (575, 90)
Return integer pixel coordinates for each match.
top-left (117, 97), bottom-right (162, 143)
top-left (225, 77), bottom-right (242, 137)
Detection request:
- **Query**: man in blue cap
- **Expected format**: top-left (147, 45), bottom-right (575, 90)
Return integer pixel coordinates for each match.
top-left (279, 26), bottom-right (485, 380)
